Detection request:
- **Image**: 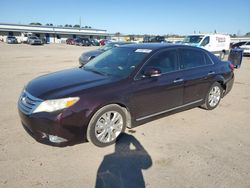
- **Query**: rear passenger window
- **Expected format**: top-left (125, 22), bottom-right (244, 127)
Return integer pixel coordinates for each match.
top-left (180, 49), bottom-right (206, 69)
top-left (142, 50), bottom-right (178, 74)
top-left (205, 54), bottom-right (214, 65)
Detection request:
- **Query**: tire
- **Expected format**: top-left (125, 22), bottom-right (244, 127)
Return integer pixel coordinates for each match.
top-left (201, 82), bottom-right (223, 110)
top-left (87, 104), bottom-right (127, 147)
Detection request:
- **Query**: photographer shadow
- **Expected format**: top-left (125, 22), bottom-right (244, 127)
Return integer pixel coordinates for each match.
top-left (95, 133), bottom-right (152, 188)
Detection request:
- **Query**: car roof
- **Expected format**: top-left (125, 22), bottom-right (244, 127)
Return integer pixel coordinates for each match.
top-left (108, 41), bottom-right (132, 45)
top-left (119, 43), bottom-right (212, 53)
top-left (120, 43), bottom-right (171, 49)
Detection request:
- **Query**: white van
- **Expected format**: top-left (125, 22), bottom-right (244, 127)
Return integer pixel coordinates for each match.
top-left (21, 32), bottom-right (33, 43)
top-left (183, 34), bottom-right (231, 59)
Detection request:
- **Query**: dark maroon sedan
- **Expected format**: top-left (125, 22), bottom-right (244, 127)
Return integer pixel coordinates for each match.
top-left (18, 44), bottom-right (235, 147)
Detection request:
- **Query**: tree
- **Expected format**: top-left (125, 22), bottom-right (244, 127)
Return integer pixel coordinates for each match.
top-left (73, 24), bottom-right (80, 28)
top-left (115, 32), bottom-right (121, 37)
top-left (29, 22), bottom-right (42, 26)
top-left (245, 32), bottom-right (250, 36)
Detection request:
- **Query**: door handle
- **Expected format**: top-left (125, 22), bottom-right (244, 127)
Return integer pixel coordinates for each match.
top-left (173, 78), bottom-right (184, 83)
top-left (207, 71), bottom-right (215, 75)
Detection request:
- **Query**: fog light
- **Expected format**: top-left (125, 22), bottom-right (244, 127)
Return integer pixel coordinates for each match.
top-left (49, 135), bottom-right (67, 143)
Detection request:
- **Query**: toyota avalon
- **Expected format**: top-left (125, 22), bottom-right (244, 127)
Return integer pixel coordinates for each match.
top-left (18, 44), bottom-right (235, 147)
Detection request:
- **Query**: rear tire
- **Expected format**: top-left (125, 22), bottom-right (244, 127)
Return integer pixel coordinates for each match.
top-left (201, 82), bottom-right (222, 110)
top-left (87, 104), bottom-right (127, 147)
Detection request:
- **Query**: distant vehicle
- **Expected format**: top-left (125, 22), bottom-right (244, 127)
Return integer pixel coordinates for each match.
top-left (27, 36), bottom-right (43, 45)
top-left (66, 38), bottom-right (75, 45)
top-left (173, 41), bottom-right (183, 44)
top-left (79, 42), bottom-right (132, 65)
top-left (183, 34), bottom-right (230, 59)
top-left (75, 38), bottom-right (91, 46)
top-left (6, 36), bottom-right (18, 44)
top-left (143, 36), bottom-right (166, 43)
top-left (99, 39), bottom-right (108, 46)
top-left (18, 44), bottom-right (237, 147)
top-left (240, 41), bottom-right (250, 56)
top-left (90, 39), bottom-right (99, 46)
top-left (231, 41), bottom-right (248, 49)
top-left (21, 33), bottom-right (33, 43)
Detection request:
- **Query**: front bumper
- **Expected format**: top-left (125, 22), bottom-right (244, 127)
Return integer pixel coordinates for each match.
top-left (18, 109), bottom-right (87, 147)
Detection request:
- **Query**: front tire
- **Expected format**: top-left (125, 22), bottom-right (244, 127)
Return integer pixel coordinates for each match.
top-left (87, 104), bottom-right (127, 147)
top-left (202, 82), bottom-right (222, 110)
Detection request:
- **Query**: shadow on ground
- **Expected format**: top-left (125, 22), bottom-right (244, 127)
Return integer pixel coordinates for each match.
top-left (95, 133), bottom-right (152, 188)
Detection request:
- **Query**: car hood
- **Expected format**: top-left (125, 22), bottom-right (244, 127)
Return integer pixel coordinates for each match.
top-left (26, 68), bottom-right (114, 100)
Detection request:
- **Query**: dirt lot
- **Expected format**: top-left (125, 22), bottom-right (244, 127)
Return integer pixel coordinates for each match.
top-left (0, 43), bottom-right (250, 188)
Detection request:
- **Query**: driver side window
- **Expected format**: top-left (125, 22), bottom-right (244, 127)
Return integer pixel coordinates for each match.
top-left (140, 49), bottom-right (178, 76)
top-left (201, 36), bottom-right (210, 46)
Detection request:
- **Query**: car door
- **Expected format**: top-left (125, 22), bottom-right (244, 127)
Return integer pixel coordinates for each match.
top-left (130, 49), bottom-right (184, 121)
top-left (179, 48), bottom-right (216, 104)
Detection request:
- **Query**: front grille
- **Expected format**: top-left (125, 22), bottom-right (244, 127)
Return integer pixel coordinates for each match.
top-left (18, 90), bottom-right (43, 115)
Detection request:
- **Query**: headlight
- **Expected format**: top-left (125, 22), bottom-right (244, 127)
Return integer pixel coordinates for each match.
top-left (33, 97), bottom-right (79, 113)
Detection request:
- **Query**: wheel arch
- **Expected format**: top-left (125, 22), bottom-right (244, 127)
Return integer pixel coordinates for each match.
top-left (214, 75), bottom-right (226, 96)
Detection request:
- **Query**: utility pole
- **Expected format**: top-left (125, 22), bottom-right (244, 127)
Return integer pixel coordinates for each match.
top-left (79, 16), bottom-right (81, 28)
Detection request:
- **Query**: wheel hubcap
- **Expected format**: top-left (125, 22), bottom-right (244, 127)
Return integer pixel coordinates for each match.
top-left (208, 86), bottom-right (221, 107)
top-left (95, 111), bottom-right (123, 143)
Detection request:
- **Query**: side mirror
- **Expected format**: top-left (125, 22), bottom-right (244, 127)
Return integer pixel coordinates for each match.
top-left (143, 67), bottom-right (161, 77)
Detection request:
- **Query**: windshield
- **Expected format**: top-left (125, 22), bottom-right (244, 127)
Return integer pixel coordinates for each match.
top-left (183, 35), bottom-right (204, 44)
top-left (83, 47), bottom-right (149, 78)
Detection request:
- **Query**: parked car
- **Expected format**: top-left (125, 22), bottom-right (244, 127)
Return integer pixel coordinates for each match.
top-left (18, 44), bottom-right (236, 147)
top-left (6, 36), bottom-right (18, 44)
top-left (240, 41), bottom-right (250, 56)
top-left (75, 38), bottom-right (91, 46)
top-left (231, 41), bottom-right (248, 49)
top-left (66, 38), bottom-right (75, 45)
top-left (99, 39), bottom-right (108, 46)
top-left (90, 39), bottom-right (100, 46)
top-left (143, 35), bottom-right (166, 43)
top-left (27, 36), bottom-right (43, 45)
top-left (79, 42), bottom-right (132, 65)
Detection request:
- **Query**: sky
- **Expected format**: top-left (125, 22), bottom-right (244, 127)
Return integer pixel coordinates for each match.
top-left (1, 0), bottom-right (250, 35)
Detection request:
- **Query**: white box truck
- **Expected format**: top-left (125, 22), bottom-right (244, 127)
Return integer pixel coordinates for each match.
top-left (183, 34), bottom-right (231, 59)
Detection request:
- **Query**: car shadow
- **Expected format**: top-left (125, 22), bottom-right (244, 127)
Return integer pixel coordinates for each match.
top-left (95, 133), bottom-right (152, 188)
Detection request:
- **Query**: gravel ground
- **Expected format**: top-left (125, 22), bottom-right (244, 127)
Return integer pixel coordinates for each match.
top-left (0, 43), bottom-right (250, 188)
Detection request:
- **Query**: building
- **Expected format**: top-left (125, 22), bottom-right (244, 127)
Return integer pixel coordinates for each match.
top-left (0, 23), bottom-right (110, 43)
